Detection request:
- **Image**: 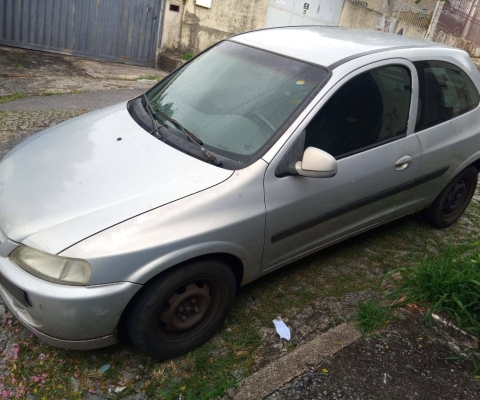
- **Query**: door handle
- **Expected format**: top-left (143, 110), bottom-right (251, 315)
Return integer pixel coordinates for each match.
top-left (395, 155), bottom-right (412, 171)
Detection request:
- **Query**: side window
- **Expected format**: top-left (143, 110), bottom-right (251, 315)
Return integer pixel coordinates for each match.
top-left (414, 61), bottom-right (480, 132)
top-left (304, 65), bottom-right (411, 159)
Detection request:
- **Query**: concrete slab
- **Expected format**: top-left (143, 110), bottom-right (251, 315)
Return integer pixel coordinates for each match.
top-left (71, 59), bottom-right (165, 80)
top-left (0, 89), bottom-right (145, 112)
top-left (234, 323), bottom-right (361, 400)
top-left (0, 45), bottom-right (168, 96)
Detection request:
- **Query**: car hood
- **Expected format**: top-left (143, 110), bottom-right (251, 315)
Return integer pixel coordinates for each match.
top-left (0, 103), bottom-right (233, 254)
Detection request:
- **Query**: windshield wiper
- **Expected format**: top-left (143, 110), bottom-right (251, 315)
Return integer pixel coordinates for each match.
top-left (142, 94), bottom-right (162, 139)
top-left (153, 108), bottom-right (222, 166)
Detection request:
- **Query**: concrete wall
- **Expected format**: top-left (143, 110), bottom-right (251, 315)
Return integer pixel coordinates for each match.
top-left (394, 18), bottom-right (428, 38)
top-left (407, 0), bottom-right (436, 14)
top-left (161, 0), bottom-right (185, 52)
top-left (432, 28), bottom-right (480, 58)
top-left (338, 1), bottom-right (383, 30)
top-left (338, 1), bottom-right (428, 38)
top-left (367, 0), bottom-right (437, 14)
top-left (179, 0), bottom-right (269, 54)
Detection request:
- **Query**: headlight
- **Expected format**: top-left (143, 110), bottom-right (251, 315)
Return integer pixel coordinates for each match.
top-left (10, 246), bottom-right (91, 286)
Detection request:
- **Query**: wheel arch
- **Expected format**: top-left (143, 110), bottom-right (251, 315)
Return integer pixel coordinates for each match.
top-left (134, 250), bottom-right (246, 288)
top-left (470, 158), bottom-right (480, 173)
top-left (167, 252), bottom-right (245, 289)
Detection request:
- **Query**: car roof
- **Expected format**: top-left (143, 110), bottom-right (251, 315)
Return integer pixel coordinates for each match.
top-left (230, 26), bottom-right (450, 68)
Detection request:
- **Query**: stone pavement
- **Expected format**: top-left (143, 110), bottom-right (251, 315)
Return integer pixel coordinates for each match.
top-left (0, 45), bottom-right (167, 96)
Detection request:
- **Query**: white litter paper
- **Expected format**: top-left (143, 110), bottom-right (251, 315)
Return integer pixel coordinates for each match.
top-left (273, 318), bottom-right (291, 340)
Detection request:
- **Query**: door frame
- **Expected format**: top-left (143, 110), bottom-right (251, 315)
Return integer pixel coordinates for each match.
top-left (260, 57), bottom-right (420, 273)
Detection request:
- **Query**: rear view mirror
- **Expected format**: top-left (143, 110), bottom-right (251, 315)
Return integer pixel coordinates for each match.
top-left (295, 147), bottom-right (337, 178)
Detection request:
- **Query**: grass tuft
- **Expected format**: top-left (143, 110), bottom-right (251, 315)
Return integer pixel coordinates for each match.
top-left (354, 300), bottom-right (392, 335)
top-left (0, 92), bottom-right (24, 104)
top-left (385, 245), bottom-right (480, 336)
top-left (11, 62), bottom-right (22, 67)
top-left (39, 91), bottom-right (63, 96)
top-left (182, 53), bottom-right (194, 61)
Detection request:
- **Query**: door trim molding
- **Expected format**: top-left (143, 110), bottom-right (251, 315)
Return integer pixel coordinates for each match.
top-left (271, 166), bottom-right (449, 243)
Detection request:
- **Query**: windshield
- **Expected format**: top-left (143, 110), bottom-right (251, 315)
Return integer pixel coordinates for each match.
top-left (146, 41), bottom-right (329, 164)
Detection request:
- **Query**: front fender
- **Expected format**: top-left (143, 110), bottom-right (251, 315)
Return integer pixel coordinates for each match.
top-left (60, 160), bottom-right (268, 286)
top-left (127, 241), bottom-right (250, 284)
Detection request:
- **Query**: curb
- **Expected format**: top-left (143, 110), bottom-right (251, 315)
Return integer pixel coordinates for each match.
top-left (232, 322), bottom-right (361, 400)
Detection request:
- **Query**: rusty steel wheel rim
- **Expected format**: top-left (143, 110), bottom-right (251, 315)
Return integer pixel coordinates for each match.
top-left (156, 279), bottom-right (219, 342)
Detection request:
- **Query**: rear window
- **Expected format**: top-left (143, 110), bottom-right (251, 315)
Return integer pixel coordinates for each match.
top-left (414, 61), bottom-right (480, 132)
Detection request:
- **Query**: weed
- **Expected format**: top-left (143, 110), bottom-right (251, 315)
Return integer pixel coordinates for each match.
top-left (183, 53), bottom-right (194, 61)
top-left (39, 91), bottom-right (63, 96)
top-left (354, 300), bottom-right (393, 335)
top-left (0, 92), bottom-right (24, 104)
top-left (11, 62), bottom-right (22, 67)
top-left (385, 245), bottom-right (480, 335)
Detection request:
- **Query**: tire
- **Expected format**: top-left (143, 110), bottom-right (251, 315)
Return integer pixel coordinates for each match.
top-left (125, 258), bottom-right (236, 359)
top-left (423, 166), bottom-right (478, 228)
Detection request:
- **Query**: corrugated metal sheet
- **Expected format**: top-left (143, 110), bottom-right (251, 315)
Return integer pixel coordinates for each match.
top-left (0, 0), bottom-right (163, 66)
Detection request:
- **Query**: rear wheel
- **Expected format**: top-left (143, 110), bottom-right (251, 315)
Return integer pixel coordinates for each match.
top-left (125, 259), bottom-right (236, 359)
top-left (423, 166), bottom-right (478, 228)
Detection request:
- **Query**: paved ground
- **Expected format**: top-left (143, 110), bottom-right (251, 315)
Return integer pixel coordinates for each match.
top-left (265, 312), bottom-right (479, 400)
top-left (0, 45), bottom-right (167, 96)
top-left (0, 89), bottom-right (144, 111)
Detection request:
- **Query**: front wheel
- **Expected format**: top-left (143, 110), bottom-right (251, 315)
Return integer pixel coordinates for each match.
top-left (125, 259), bottom-right (237, 359)
top-left (423, 166), bottom-right (478, 228)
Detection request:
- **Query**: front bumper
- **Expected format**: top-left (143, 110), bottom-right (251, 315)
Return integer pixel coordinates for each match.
top-left (0, 256), bottom-right (142, 350)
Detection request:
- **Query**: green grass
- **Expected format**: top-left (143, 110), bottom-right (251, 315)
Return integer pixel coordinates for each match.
top-left (386, 245), bottom-right (480, 335)
top-left (354, 300), bottom-right (393, 335)
top-left (182, 53), bottom-right (194, 61)
top-left (11, 62), bottom-right (22, 68)
top-left (0, 92), bottom-right (24, 103)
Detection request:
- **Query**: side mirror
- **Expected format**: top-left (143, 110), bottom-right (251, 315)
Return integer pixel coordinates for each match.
top-left (295, 147), bottom-right (337, 178)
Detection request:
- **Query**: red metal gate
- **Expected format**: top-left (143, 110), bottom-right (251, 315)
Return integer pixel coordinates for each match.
top-left (437, 0), bottom-right (480, 44)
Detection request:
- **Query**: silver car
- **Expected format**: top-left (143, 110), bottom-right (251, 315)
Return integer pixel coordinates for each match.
top-left (1, 27), bottom-right (479, 359)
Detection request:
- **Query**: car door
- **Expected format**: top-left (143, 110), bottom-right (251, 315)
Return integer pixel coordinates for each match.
top-left (262, 60), bottom-right (422, 271)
